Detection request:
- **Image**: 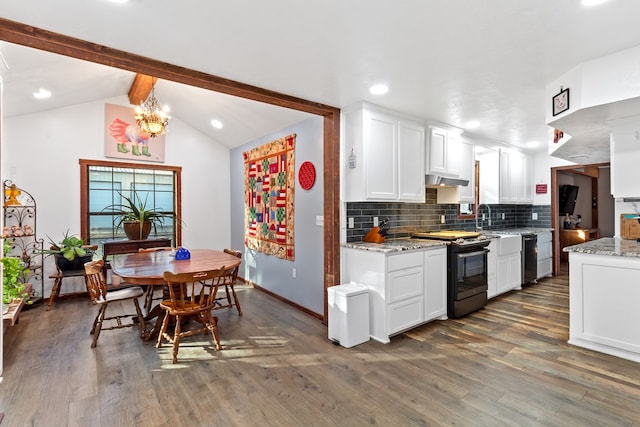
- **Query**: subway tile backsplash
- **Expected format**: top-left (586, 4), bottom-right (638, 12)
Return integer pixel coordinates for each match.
top-left (345, 189), bottom-right (552, 242)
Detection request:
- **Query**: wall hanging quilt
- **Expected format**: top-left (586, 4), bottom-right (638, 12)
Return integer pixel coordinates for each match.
top-left (244, 134), bottom-right (296, 261)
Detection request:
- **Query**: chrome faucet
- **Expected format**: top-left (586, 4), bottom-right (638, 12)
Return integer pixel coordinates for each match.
top-left (475, 203), bottom-right (492, 231)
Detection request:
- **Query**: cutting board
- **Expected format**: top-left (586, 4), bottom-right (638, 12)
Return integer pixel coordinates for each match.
top-left (620, 213), bottom-right (640, 239)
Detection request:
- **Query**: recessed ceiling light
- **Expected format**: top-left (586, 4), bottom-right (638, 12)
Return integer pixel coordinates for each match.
top-left (108, 0), bottom-right (129, 4)
top-left (369, 84), bottom-right (389, 95)
top-left (210, 119), bottom-right (223, 129)
top-left (527, 140), bottom-right (540, 149)
top-left (465, 120), bottom-right (480, 129)
top-left (33, 88), bottom-right (51, 99)
top-left (581, 0), bottom-right (608, 6)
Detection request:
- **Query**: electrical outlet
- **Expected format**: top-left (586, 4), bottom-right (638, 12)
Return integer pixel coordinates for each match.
top-left (348, 217), bottom-right (354, 229)
top-left (532, 212), bottom-right (538, 220)
top-left (292, 268), bottom-right (296, 278)
top-left (373, 217), bottom-right (379, 227)
top-left (501, 212), bottom-right (505, 220)
top-left (440, 214), bottom-right (446, 224)
top-left (316, 215), bottom-right (324, 226)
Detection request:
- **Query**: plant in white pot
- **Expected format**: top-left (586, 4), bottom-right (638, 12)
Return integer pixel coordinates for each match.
top-left (103, 191), bottom-right (179, 240)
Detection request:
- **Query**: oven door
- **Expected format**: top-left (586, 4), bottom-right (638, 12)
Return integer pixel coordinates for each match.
top-left (454, 247), bottom-right (489, 300)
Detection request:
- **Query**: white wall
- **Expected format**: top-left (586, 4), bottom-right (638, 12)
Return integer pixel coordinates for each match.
top-left (2, 95), bottom-right (231, 296)
top-left (230, 116), bottom-right (324, 315)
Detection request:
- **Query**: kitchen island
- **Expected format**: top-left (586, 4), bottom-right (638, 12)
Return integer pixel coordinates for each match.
top-left (564, 237), bottom-right (640, 363)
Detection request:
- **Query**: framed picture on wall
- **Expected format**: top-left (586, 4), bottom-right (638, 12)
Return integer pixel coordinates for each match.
top-left (552, 87), bottom-right (570, 117)
top-left (104, 103), bottom-right (166, 163)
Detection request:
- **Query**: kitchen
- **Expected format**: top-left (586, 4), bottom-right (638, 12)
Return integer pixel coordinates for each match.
top-left (340, 101), bottom-right (555, 343)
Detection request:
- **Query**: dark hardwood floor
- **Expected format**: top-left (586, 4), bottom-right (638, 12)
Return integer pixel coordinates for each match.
top-left (2, 266), bottom-right (639, 426)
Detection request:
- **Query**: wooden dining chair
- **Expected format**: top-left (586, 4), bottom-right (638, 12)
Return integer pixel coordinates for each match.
top-left (138, 246), bottom-right (175, 312)
top-left (83, 259), bottom-right (146, 348)
top-left (213, 248), bottom-right (243, 316)
top-left (157, 267), bottom-right (227, 364)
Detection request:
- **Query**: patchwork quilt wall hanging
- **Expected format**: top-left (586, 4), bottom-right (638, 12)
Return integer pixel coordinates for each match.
top-left (244, 134), bottom-right (296, 261)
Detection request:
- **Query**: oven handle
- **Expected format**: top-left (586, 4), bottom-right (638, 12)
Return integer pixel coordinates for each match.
top-left (457, 249), bottom-right (489, 259)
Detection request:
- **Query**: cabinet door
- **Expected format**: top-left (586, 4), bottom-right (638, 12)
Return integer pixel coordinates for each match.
top-left (427, 127), bottom-right (448, 175)
top-left (519, 154), bottom-right (533, 203)
top-left (445, 132), bottom-right (460, 176)
top-left (364, 110), bottom-right (398, 200)
top-left (499, 151), bottom-right (517, 203)
top-left (457, 140), bottom-right (475, 203)
top-left (424, 248), bottom-right (447, 320)
top-left (398, 120), bottom-right (425, 202)
top-left (487, 240), bottom-right (498, 298)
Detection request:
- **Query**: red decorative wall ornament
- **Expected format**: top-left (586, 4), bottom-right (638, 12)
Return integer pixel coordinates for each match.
top-left (298, 161), bottom-right (316, 190)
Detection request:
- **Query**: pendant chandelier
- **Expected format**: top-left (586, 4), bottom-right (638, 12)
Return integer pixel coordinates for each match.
top-left (134, 88), bottom-right (170, 137)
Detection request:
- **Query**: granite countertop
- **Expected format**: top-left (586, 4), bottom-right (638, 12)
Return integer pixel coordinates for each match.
top-left (343, 238), bottom-right (448, 253)
top-left (486, 227), bottom-right (554, 235)
top-left (563, 237), bottom-right (640, 258)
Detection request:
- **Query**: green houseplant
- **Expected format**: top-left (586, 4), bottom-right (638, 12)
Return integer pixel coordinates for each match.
top-left (103, 191), bottom-right (179, 240)
top-left (2, 239), bottom-right (31, 305)
top-left (41, 230), bottom-right (95, 271)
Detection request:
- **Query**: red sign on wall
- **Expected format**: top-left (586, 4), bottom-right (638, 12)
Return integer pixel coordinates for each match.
top-left (535, 184), bottom-right (548, 194)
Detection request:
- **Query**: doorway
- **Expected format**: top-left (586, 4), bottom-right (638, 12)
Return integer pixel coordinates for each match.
top-left (550, 163), bottom-right (613, 275)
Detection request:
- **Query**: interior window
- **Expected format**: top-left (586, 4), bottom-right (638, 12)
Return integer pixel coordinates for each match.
top-left (79, 159), bottom-right (182, 249)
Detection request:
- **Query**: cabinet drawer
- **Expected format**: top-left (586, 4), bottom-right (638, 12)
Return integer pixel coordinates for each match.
top-left (388, 296), bottom-right (424, 335)
top-left (538, 242), bottom-right (552, 259)
top-left (537, 232), bottom-right (552, 244)
top-left (387, 251), bottom-right (423, 271)
top-left (388, 267), bottom-right (423, 303)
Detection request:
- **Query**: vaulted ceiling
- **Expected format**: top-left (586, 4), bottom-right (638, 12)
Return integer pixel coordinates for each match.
top-left (2, 1), bottom-right (640, 159)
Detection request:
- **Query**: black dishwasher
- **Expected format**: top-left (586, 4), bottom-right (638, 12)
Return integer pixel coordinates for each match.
top-left (522, 234), bottom-right (537, 284)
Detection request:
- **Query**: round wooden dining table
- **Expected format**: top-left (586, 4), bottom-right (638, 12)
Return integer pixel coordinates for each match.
top-left (109, 248), bottom-right (241, 286)
top-left (109, 248), bottom-right (242, 341)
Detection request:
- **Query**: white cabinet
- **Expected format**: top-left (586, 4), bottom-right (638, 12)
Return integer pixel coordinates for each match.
top-left (478, 148), bottom-right (500, 205)
top-left (536, 231), bottom-right (553, 279)
top-left (499, 150), bottom-right (533, 204)
top-left (426, 126), bottom-right (460, 177)
top-left (487, 239), bottom-right (498, 298)
top-left (494, 234), bottom-right (522, 296)
top-left (457, 140), bottom-right (476, 203)
top-left (398, 120), bottom-right (427, 201)
top-left (343, 102), bottom-right (425, 202)
top-left (424, 247), bottom-right (447, 320)
top-left (342, 246), bottom-right (447, 344)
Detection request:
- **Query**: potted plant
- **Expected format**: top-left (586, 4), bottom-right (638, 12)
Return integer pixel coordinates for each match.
top-left (2, 239), bottom-right (31, 309)
top-left (103, 191), bottom-right (179, 240)
top-left (41, 230), bottom-right (95, 271)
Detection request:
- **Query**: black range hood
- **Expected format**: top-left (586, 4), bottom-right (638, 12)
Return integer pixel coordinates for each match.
top-left (425, 174), bottom-right (469, 187)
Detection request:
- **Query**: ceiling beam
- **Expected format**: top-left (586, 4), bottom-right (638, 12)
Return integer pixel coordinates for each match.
top-left (128, 74), bottom-right (157, 105)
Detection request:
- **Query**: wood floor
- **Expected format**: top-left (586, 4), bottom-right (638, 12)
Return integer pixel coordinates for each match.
top-left (2, 265), bottom-right (640, 426)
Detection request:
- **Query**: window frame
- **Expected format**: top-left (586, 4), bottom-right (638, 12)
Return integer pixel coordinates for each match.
top-left (80, 159), bottom-right (182, 246)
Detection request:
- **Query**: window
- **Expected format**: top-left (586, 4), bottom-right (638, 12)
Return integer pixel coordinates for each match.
top-left (80, 159), bottom-right (182, 249)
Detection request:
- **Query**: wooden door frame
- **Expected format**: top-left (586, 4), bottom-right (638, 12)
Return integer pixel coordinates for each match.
top-left (550, 163), bottom-right (608, 275)
top-left (0, 17), bottom-right (341, 323)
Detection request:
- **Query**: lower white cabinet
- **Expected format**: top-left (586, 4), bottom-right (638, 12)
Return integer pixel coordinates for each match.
top-left (537, 231), bottom-right (553, 279)
top-left (493, 235), bottom-right (522, 297)
top-left (342, 246), bottom-right (447, 343)
top-left (487, 239), bottom-right (498, 298)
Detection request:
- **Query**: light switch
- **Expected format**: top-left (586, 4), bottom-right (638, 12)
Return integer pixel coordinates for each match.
top-left (348, 217), bottom-right (354, 229)
top-left (373, 217), bottom-right (379, 227)
top-left (532, 212), bottom-right (538, 220)
top-left (316, 215), bottom-right (324, 226)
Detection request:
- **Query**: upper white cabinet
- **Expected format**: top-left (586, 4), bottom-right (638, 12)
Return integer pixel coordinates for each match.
top-left (611, 120), bottom-right (640, 198)
top-left (499, 150), bottom-right (533, 204)
top-left (426, 126), bottom-right (460, 177)
top-left (343, 102), bottom-right (425, 202)
top-left (479, 148), bottom-right (532, 205)
top-left (457, 140), bottom-right (476, 203)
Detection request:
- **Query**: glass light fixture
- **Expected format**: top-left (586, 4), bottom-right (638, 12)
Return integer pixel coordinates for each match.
top-left (135, 88), bottom-right (170, 137)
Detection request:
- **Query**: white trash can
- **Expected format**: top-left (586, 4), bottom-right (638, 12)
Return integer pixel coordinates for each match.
top-left (327, 283), bottom-right (369, 348)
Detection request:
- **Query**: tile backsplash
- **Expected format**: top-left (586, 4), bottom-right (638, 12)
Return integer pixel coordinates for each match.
top-left (345, 189), bottom-right (551, 242)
